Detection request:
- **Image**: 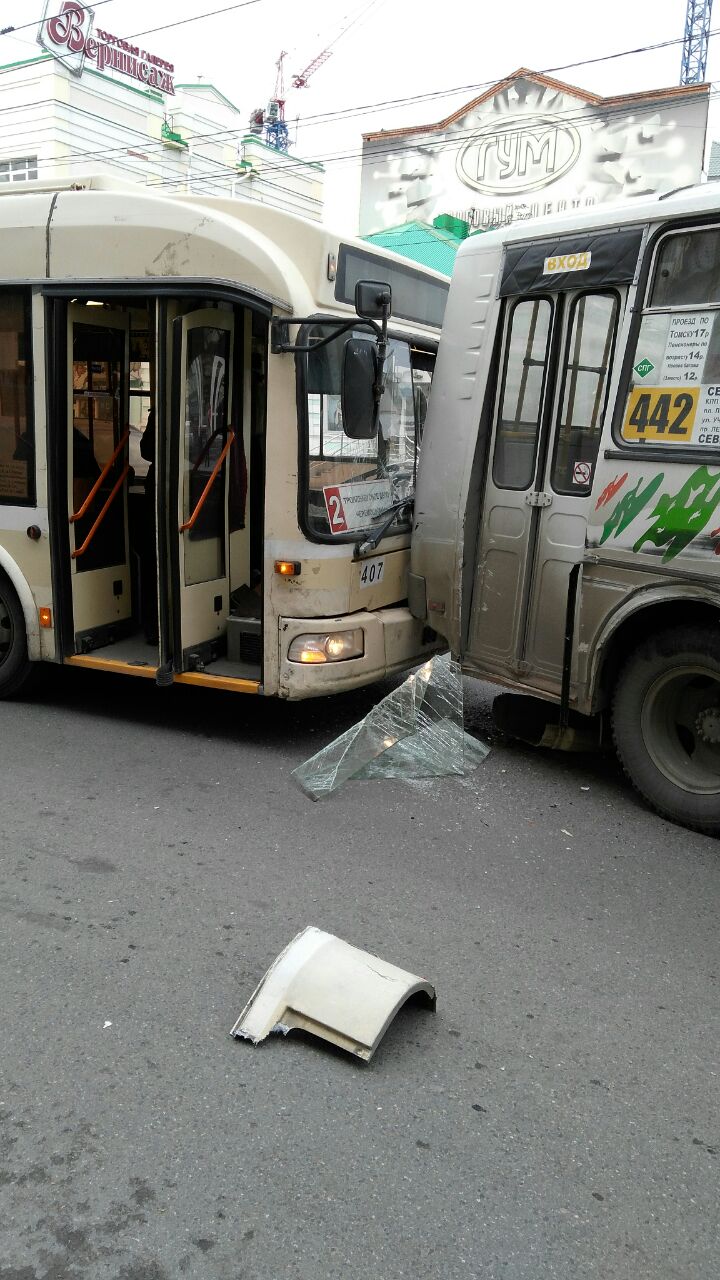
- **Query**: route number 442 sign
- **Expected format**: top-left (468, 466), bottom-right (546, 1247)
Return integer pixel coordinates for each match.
top-left (621, 386), bottom-right (699, 443)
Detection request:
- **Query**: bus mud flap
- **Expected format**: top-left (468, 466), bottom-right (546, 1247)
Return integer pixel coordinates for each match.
top-left (493, 692), bottom-right (603, 752)
top-left (230, 926), bottom-right (436, 1063)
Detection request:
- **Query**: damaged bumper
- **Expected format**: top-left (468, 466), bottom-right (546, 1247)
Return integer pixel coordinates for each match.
top-left (231, 926), bottom-right (436, 1062)
top-left (278, 607), bottom-right (439, 699)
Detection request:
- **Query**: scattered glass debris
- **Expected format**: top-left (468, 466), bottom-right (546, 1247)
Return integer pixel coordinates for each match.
top-left (292, 653), bottom-right (489, 801)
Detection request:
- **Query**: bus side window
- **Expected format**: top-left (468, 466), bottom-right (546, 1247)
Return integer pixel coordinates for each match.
top-left (492, 297), bottom-right (552, 491)
top-left (0, 291), bottom-right (34, 506)
top-left (551, 291), bottom-right (619, 496)
top-left (615, 226), bottom-right (720, 450)
top-left (650, 228), bottom-right (720, 308)
top-left (411, 346), bottom-right (434, 448)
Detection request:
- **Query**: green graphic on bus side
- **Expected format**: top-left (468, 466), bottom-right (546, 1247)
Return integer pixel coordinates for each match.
top-left (599, 474), bottom-right (664, 543)
top-left (633, 357), bottom-right (655, 379)
top-left (598, 466), bottom-right (720, 561)
top-left (633, 466), bottom-right (720, 561)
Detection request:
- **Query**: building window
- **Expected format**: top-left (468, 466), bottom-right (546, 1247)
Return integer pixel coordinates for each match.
top-left (0, 156), bottom-right (38, 183)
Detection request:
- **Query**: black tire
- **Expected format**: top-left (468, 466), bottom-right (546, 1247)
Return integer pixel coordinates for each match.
top-left (612, 625), bottom-right (720, 835)
top-left (0, 574), bottom-right (34, 699)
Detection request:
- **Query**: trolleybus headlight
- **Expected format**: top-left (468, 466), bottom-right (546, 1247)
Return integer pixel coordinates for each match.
top-left (288, 629), bottom-right (364, 664)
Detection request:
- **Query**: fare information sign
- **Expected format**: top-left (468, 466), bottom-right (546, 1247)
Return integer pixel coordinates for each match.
top-left (38, 1), bottom-right (175, 94)
top-left (622, 310), bottom-right (720, 448)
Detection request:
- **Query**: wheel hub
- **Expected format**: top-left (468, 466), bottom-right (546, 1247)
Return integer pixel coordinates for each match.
top-left (641, 663), bottom-right (720, 795)
top-left (696, 706), bottom-right (720, 745)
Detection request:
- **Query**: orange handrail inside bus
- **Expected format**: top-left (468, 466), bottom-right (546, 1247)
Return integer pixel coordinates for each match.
top-left (179, 431), bottom-right (235, 533)
top-left (71, 466), bottom-right (129, 560)
top-left (192, 427), bottom-right (222, 474)
top-left (70, 428), bottom-right (130, 523)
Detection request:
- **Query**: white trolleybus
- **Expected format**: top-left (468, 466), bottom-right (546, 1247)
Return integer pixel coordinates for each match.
top-left (0, 177), bottom-right (447, 704)
top-left (401, 185), bottom-right (720, 834)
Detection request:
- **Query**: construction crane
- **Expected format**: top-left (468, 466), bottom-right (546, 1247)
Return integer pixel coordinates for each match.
top-left (248, 2), bottom-right (385, 152)
top-left (291, 0), bottom-right (384, 90)
top-left (248, 50), bottom-right (290, 152)
top-left (680, 0), bottom-right (714, 83)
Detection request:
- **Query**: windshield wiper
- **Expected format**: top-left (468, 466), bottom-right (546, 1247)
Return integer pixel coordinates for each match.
top-left (354, 498), bottom-right (414, 557)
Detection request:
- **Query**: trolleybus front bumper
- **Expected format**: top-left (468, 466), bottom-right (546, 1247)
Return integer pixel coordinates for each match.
top-left (278, 607), bottom-right (441, 700)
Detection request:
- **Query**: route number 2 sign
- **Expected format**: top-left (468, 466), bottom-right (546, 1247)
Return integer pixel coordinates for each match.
top-left (323, 486), bottom-right (348, 533)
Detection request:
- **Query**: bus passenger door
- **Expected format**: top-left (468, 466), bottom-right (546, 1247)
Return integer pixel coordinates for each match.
top-left (466, 295), bottom-right (554, 681)
top-left (171, 309), bottom-right (234, 672)
top-left (67, 306), bottom-right (132, 647)
top-left (467, 289), bottom-right (621, 697)
top-left (522, 290), bottom-right (620, 694)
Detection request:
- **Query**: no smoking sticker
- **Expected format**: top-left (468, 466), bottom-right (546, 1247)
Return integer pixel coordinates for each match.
top-left (573, 461), bottom-right (592, 486)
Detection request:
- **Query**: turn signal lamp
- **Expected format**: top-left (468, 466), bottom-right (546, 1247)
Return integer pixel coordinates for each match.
top-left (275, 560), bottom-right (301, 577)
top-left (294, 647), bottom-right (326, 664)
top-left (39, 607), bottom-right (52, 629)
top-left (288, 628), bottom-right (364, 664)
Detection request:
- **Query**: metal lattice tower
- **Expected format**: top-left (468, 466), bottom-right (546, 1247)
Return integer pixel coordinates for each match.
top-left (264, 51), bottom-right (290, 152)
top-left (680, 0), bottom-right (714, 84)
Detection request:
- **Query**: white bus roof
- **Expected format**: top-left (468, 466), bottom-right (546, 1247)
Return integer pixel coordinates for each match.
top-left (0, 174), bottom-right (447, 332)
top-left (456, 182), bottom-right (720, 265)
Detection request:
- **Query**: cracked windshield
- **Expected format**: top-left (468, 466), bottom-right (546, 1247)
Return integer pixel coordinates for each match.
top-left (305, 325), bottom-right (433, 539)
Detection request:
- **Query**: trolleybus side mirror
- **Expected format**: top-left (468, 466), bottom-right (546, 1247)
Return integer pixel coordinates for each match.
top-left (341, 338), bottom-right (380, 440)
top-left (354, 279), bottom-right (392, 320)
top-left (340, 280), bottom-right (391, 438)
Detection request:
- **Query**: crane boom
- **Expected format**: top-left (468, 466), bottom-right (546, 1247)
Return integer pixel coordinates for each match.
top-left (291, 0), bottom-right (384, 90)
top-left (292, 50), bottom-right (332, 89)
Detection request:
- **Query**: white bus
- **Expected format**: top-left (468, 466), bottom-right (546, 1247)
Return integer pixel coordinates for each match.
top-left (0, 176), bottom-right (446, 703)
top-left (377, 186), bottom-right (720, 833)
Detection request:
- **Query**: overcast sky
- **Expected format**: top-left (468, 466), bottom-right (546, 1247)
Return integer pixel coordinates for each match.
top-left (4, 0), bottom-right (719, 228)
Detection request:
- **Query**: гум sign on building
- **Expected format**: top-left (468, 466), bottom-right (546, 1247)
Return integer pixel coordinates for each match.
top-left (457, 114), bottom-right (581, 196)
top-left (359, 68), bottom-right (710, 235)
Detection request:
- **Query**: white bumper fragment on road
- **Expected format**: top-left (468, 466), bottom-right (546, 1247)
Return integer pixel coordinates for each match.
top-left (230, 926), bottom-right (436, 1063)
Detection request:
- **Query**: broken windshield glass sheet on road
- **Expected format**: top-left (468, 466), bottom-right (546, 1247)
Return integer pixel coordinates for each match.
top-left (230, 926), bottom-right (436, 1063)
top-left (291, 653), bottom-right (489, 801)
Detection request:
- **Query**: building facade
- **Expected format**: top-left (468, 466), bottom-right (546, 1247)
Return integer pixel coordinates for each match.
top-left (360, 69), bottom-right (710, 236)
top-left (0, 4), bottom-right (324, 221)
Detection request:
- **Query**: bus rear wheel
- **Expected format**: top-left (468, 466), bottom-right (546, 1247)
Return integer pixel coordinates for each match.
top-left (0, 574), bottom-right (34, 699)
top-left (612, 625), bottom-right (720, 835)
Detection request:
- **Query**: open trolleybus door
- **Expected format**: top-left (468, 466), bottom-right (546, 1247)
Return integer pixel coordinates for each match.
top-left (66, 304), bottom-right (132, 650)
top-left (170, 308), bottom-right (235, 675)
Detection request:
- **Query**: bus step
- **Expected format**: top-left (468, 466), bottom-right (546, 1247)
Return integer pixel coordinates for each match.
top-left (227, 616), bottom-right (262, 665)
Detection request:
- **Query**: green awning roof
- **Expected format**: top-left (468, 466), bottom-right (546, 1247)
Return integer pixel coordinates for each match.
top-left (362, 217), bottom-right (471, 277)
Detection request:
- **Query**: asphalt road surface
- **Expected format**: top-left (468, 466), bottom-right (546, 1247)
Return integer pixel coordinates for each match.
top-left (0, 667), bottom-right (718, 1280)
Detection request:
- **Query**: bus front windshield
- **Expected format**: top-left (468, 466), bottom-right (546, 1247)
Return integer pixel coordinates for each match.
top-left (303, 326), bottom-right (432, 541)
